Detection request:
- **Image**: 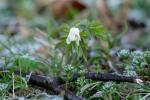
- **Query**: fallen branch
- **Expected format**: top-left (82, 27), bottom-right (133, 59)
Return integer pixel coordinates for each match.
top-left (28, 74), bottom-right (83, 100)
top-left (1, 70), bottom-right (144, 83)
top-left (85, 72), bottom-right (141, 83)
top-left (70, 72), bottom-right (143, 83)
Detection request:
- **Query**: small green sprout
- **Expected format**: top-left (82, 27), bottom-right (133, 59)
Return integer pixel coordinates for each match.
top-left (144, 51), bottom-right (150, 64)
top-left (118, 49), bottom-right (130, 59)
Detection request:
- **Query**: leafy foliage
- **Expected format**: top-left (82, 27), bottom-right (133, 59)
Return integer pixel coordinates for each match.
top-left (56, 20), bottom-right (106, 65)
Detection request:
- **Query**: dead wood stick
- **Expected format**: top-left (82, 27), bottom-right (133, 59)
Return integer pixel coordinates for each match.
top-left (0, 70), bottom-right (143, 83)
top-left (70, 72), bottom-right (143, 83)
top-left (85, 72), bottom-right (139, 83)
top-left (28, 74), bottom-right (83, 100)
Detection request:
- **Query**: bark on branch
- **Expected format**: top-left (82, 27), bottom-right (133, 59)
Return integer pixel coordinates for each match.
top-left (85, 72), bottom-right (137, 83)
top-left (28, 74), bottom-right (83, 100)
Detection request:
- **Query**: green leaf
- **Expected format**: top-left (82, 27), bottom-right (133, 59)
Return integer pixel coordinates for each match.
top-left (14, 75), bottom-right (27, 90)
top-left (80, 40), bottom-right (88, 62)
top-left (88, 21), bottom-right (106, 38)
top-left (60, 24), bottom-right (70, 36)
top-left (55, 38), bottom-right (66, 49)
top-left (13, 55), bottom-right (45, 71)
top-left (76, 19), bottom-right (89, 30)
top-left (80, 31), bottom-right (89, 39)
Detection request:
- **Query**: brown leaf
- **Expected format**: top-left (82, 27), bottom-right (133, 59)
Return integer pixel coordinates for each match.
top-left (50, 0), bottom-right (86, 18)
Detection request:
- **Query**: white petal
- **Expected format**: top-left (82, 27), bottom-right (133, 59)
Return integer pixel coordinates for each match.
top-left (135, 78), bottom-right (143, 84)
top-left (77, 34), bottom-right (81, 41)
top-left (66, 37), bottom-right (71, 44)
top-left (66, 27), bottom-right (80, 45)
top-left (68, 33), bottom-right (75, 41)
top-left (70, 27), bottom-right (79, 35)
top-left (69, 27), bottom-right (79, 41)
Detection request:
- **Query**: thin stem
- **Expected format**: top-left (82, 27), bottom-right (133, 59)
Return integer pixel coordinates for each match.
top-left (12, 72), bottom-right (15, 98)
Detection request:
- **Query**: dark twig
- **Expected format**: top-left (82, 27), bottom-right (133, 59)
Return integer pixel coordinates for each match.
top-left (70, 72), bottom-right (142, 83)
top-left (85, 72), bottom-right (138, 83)
top-left (0, 70), bottom-right (143, 83)
top-left (28, 74), bottom-right (83, 100)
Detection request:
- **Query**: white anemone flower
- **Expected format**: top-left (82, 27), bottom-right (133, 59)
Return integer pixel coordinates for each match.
top-left (66, 27), bottom-right (80, 46)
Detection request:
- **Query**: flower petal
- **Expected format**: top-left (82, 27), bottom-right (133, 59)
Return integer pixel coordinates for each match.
top-left (66, 27), bottom-right (80, 45)
top-left (66, 37), bottom-right (71, 44)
